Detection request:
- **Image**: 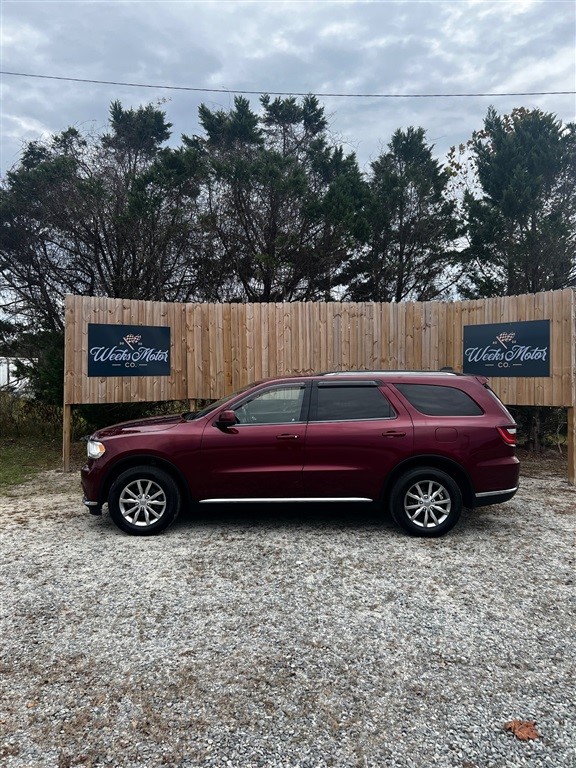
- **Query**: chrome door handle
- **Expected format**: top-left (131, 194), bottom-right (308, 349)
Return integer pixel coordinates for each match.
top-left (276, 434), bottom-right (300, 440)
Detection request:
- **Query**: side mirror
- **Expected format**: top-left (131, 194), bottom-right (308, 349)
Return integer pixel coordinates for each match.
top-left (215, 409), bottom-right (237, 428)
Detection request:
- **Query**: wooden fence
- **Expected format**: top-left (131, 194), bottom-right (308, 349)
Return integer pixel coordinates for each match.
top-left (63, 290), bottom-right (576, 479)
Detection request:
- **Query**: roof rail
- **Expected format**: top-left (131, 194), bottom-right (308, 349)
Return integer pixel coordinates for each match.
top-left (319, 369), bottom-right (461, 377)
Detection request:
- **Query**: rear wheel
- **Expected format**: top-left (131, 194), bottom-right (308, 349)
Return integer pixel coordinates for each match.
top-left (108, 466), bottom-right (180, 535)
top-left (390, 468), bottom-right (462, 537)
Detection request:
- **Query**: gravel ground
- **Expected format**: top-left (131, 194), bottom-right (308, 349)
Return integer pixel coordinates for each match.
top-left (0, 455), bottom-right (574, 768)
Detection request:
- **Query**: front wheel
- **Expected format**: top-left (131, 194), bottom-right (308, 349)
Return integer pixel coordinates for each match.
top-left (108, 466), bottom-right (180, 535)
top-left (390, 468), bottom-right (462, 537)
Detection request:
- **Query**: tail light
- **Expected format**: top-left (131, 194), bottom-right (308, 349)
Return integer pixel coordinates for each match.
top-left (497, 426), bottom-right (517, 446)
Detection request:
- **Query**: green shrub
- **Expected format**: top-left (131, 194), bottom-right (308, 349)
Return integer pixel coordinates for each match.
top-left (0, 390), bottom-right (61, 439)
top-left (508, 406), bottom-right (567, 453)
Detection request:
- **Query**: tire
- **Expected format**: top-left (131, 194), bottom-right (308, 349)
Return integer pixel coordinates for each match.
top-left (390, 467), bottom-right (462, 537)
top-left (108, 466), bottom-right (180, 536)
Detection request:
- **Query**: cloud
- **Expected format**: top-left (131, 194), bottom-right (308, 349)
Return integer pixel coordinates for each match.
top-left (1, 0), bottom-right (574, 176)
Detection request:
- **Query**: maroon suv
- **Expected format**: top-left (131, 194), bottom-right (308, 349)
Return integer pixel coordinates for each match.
top-left (81, 371), bottom-right (519, 537)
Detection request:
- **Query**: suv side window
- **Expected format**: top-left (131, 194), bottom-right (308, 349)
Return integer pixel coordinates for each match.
top-left (314, 384), bottom-right (395, 422)
top-left (394, 383), bottom-right (483, 416)
top-left (234, 385), bottom-right (306, 424)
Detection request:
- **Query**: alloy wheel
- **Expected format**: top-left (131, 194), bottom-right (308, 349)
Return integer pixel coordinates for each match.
top-left (403, 479), bottom-right (451, 529)
top-left (118, 478), bottom-right (167, 527)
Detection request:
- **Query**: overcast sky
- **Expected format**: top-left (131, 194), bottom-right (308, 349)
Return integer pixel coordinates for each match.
top-left (1, 0), bottom-right (575, 176)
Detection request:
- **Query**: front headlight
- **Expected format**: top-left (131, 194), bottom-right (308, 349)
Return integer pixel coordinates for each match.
top-left (87, 440), bottom-right (106, 459)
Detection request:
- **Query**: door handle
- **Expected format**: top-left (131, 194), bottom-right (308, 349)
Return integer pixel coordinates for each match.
top-left (383, 430), bottom-right (406, 438)
top-left (276, 434), bottom-right (300, 440)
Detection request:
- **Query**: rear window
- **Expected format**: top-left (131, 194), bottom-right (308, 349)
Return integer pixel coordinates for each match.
top-left (485, 386), bottom-right (515, 421)
top-left (395, 383), bottom-right (483, 416)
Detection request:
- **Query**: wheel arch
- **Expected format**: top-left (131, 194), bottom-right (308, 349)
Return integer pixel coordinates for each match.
top-left (382, 455), bottom-right (475, 508)
top-left (100, 455), bottom-right (194, 509)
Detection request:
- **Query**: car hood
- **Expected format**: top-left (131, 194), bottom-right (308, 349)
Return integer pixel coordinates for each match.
top-left (93, 413), bottom-right (185, 438)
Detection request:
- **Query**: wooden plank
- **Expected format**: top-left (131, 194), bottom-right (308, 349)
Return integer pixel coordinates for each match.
top-left (341, 303), bottom-right (351, 370)
top-left (229, 304), bottom-right (240, 390)
top-left (98, 296), bottom-right (112, 406)
top-left (357, 302), bottom-right (366, 370)
top-left (539, 291), bottom-right (554, 407)
top-left (450, 301), bottom-right (462, 372)
top-left (351, 302), bottom-right (358, 369)
top-left (195, 303), bottom-right (210, 399)
top-left (243, 302), bottom-right (254, 386)
top-left (175, 302), bottom-right (188, 401)
top-left (77, 293), bottom-right (89, 404)
top-left (331, 303), bottom-right (342, 371)
top-left (202, 303), bottom-right (210, 398)
top-left (324, 303), bottom-right (333, 371)
top-left (560, 289), bottom-right (574, 407)
top-left (370, 303), bottom-right (380, 369)
top-left (397, 301), bottom-right (404, 369)
top-left (499, 293), bottom-right (512, 404)
top-left (422, 301), bottom-right (431, 370)
top-left (570, 290), bottom-right (576, 481)
top-left (299, 302), bottom-right (308, 373)
top-left (386, 302), bottom-right (396, 368)
top-left (252, 303), bottom-right (262, 382)
top-left (149, 299), bottom-right (160, 403)
top-left (186, 304), bottom-right (197, 398)
top-left (282, 302), bottom-right (290, 372)
top-left (260, 302), bottom-right (269, 380)
top-left (569, 288), bottom-right (575, 407)
top-left (557, 290), bottom-right (566, 406)
top-left (383, 301), bottom-right (394, 368)
top-left (63, 295), bottom-right (75, 405)
top-left (434, 302), bottom-right (445, 371)
top-left (515, 293), bottom-right (529, 405)
top-left (404, 301), bottom-right (415, 369)
top-left (311, 302), bottom-right (321, 372)
top-left (272, 303), bottom-right (281, 377)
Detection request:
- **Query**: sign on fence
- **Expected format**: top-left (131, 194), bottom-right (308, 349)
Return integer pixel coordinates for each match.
top-left (87, 324), bottom-right (171, 377)
top-left (463, 320), bottom-right (550, 377)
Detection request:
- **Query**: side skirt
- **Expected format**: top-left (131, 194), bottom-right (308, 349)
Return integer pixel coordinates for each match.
top-left (199, 497), bottom-right (373, 504)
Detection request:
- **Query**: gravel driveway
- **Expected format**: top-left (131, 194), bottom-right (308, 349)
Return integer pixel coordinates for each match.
top-left (1, 456), bottom-right (574, 768)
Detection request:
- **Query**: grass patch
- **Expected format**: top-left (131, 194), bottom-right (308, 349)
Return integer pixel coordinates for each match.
top-left (0, 437), bottom-right (86, 489)
top-left (0, 438), bottom-right (63, 489)
top-left (0, 391), bottom-right (87, 489)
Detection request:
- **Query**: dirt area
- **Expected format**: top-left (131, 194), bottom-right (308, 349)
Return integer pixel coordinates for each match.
top-left (1, 448), bottom-right (574, 768)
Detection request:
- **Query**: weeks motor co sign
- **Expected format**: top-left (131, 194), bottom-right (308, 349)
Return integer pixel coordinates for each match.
top-left (88, 324), bottom-right (170, 377)
top-left (463, 320), bottom-right (550, 377)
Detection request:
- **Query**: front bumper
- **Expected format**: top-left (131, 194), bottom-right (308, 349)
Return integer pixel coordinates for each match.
top-left (83, 496), bottom-right (102, 516)
top-left (81, 460), bottom-right (105, 515)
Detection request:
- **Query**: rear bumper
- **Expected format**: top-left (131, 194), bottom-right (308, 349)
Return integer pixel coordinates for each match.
top-left (471, 455), bottom-right (520, 507)
top-left (472, 485), bottom-right (519, 508)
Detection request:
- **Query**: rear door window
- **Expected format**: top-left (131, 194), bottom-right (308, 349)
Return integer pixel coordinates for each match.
top-left (313, 383), bottom-right (395, 421)
top-left (394, 383), bottom-right (483, 416)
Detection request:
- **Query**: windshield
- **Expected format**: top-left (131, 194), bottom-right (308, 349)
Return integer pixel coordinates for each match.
top-left (185, 382), bottom-right (257, 420)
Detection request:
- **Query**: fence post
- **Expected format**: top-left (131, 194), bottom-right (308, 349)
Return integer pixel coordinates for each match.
top-left (62, 404), bottom-right (72, 472)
